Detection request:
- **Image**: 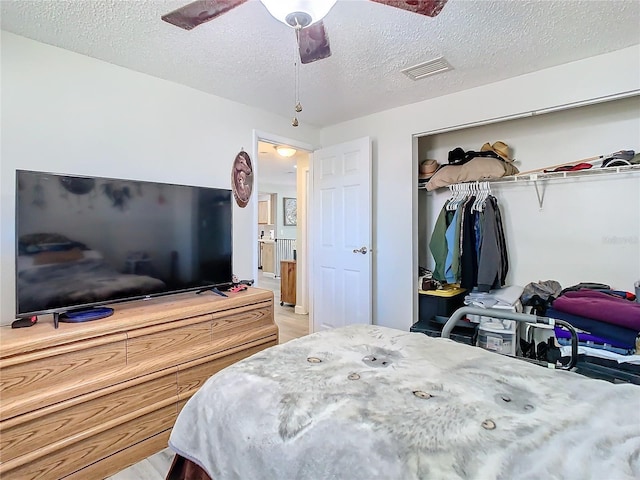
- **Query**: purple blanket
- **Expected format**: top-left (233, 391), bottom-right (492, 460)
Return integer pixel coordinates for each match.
top-left (553, 290), bottom-right (640, 330)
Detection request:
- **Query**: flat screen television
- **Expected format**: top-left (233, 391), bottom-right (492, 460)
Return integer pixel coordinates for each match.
top-left (15, 169), bottom-right (233, 321)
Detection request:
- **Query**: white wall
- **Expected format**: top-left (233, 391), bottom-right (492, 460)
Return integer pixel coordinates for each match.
top-left (1, 32), bottom-right (320, 324)
top-left (320, 45), bottom-right (640, 331)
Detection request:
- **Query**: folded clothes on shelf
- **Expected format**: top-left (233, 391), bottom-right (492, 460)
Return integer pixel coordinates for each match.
top-left (464, 284), bottom-right (524, 308)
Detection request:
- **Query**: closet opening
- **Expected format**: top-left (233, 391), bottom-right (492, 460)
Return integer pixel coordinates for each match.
top-left (412, 95), bottom-right (640, 329)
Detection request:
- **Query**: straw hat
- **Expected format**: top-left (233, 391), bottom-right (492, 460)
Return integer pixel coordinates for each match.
top-left (419, 159), bottom-right (439, 179)
top-left (481, 141), bottom-right (512, 162)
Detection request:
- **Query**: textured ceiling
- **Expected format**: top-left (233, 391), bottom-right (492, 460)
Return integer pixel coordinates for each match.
top-left (2, 0), bottom-right (639, 129)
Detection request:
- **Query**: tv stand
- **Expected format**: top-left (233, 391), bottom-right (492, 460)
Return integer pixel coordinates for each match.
top-left (0, 288), bottom-right (277, 479)
top-left (54, 306), bottom-right (115, 328)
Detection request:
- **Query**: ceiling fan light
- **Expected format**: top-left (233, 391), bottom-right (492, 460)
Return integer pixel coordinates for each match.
top-left (276, 146), bottom-right (297, 157)
top-left (260, 0), bottom-right (337, 28)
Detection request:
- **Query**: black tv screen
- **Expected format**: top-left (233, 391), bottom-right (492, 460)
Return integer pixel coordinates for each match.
top-left (15, 170), bottom-right (233, 317)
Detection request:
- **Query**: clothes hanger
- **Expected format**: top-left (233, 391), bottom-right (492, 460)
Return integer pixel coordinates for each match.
top-left (474, 182), bottom-right (486, 212)
top-left (472, 182), bottom-right (482, 212)
top-left (457, 183), bottom-right (469, 210)
top-left (446, 185), bottom-right (454, 210)
top-left (468, 182), bottom-right (476, 212)
top-left (481, 182), bottom-right (492, 211)
top-left (448, 184), bottom-right (460, 210)
top-left (446, 185), bottom-right (454, 209)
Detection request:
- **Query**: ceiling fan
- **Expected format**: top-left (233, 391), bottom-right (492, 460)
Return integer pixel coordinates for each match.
top-left (161, 0), bottom-right (449, 65)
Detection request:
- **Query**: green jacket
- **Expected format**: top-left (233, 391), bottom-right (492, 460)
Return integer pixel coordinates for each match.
top-left (429, 205), bottom-right (451, 282)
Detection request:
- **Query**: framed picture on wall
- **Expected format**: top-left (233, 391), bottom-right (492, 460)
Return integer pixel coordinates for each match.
top-left (283, 197), bottom-right (297, 226)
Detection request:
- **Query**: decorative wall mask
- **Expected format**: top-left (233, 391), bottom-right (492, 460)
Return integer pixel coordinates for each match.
top-left (231, 150), bottom-right (253, 208)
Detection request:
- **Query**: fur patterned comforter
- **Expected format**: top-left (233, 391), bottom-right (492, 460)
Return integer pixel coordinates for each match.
top-left (169, 325), bottom-right (640, 480)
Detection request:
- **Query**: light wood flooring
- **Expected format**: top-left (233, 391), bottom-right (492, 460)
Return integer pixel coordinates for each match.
top-left (107, 275), bottom-right (308, 479)
top-left (258, 274), bottom-right (309, 343)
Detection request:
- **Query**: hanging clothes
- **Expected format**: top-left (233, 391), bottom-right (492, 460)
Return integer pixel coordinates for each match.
top-left (494, 196), bottom-right (509, 287)
top-left (476, 196), bottom-right (508, 292)
top-left (444, 207), bottom-right (462, 284)
top-left (429, 202), bottom-right (452, 282)
top-left (460, 197), bottom-right (478, 289)
top-left (429, 184), bottom-right (509, 290)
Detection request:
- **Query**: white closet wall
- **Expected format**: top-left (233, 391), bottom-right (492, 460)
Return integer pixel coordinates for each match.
top-left (418, 96), bottom-right (640, 291)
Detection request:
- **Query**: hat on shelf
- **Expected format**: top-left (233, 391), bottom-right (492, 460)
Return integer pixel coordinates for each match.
top-left (602, 149), bottom-right (636, 168)
top-left (419, 159), bottom-right (439, 179)
top-left (448, 147), bottom-right (466, 164)
top-left (480, 141), bottom-right (513, 162)
top-left (602, 158), bottom-right (632, 168)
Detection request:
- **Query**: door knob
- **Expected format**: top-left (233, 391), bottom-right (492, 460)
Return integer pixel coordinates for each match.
top-left (352, 246), bottom-right (368, 254)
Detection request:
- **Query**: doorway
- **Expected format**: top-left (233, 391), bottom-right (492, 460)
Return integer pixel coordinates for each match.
top-left (253, 130), bottom-right (313, 339)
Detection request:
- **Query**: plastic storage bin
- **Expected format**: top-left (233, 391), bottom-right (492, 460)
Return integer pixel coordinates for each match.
top-left (418, 286), bottom-right (466, 323)
top-left (477, 320), bottom-right (517, 356)
top-left (466, 301), bottom-right (523, 324)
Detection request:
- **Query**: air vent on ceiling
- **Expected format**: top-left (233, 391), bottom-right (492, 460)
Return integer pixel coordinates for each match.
top-left (401, 57), bottom-right (452, 81)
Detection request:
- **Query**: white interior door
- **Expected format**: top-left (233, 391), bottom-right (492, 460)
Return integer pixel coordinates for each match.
top-left (311, 137), bottom-right (372, 331)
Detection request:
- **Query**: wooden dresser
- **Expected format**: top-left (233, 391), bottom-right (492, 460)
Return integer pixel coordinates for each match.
top-left (0, 288), bottom-right (277, 480)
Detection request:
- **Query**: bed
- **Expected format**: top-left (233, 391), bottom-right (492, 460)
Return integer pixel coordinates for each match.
top-left (167, 323), bottom-right (640, 480)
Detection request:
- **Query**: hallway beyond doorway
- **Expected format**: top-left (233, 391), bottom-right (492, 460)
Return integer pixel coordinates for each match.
top-left (256, 275), bottom-right (308, 344)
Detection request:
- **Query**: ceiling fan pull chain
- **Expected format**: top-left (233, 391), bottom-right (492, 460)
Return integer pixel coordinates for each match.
top-left (295, 29), bottom-right (302, 113)
top-left (292, 25), bottom-right (303, 127)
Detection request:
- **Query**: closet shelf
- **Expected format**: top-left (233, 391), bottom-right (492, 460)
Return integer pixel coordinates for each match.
top-left (484, 163), bottom-right (639, 184)
top-left (418, 164), bottom-right (640, 190)
top-left (418, 164), bottom-right (639, 209)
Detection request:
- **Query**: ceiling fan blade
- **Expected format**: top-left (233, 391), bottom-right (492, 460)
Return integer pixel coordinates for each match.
top-left (298, 21), bottom-right (331, 65)
top-left (161, 0), bottom-right (248, 30)
top-left (370, 0), bottom-right (448, 17)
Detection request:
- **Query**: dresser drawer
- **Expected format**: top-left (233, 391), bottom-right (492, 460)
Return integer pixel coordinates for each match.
top-left (0, 369), bottom-right (177, 466)
top-left (211, 305), bottom-right (273, 334)
top-left (1, 404), bottom-right (177, 480)
top-left (127, 315), bottom-right (212, 367)
top-left (61, 430), bottom-right (172, 480)
top-left (0, 334), bottom-right (127, 421)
